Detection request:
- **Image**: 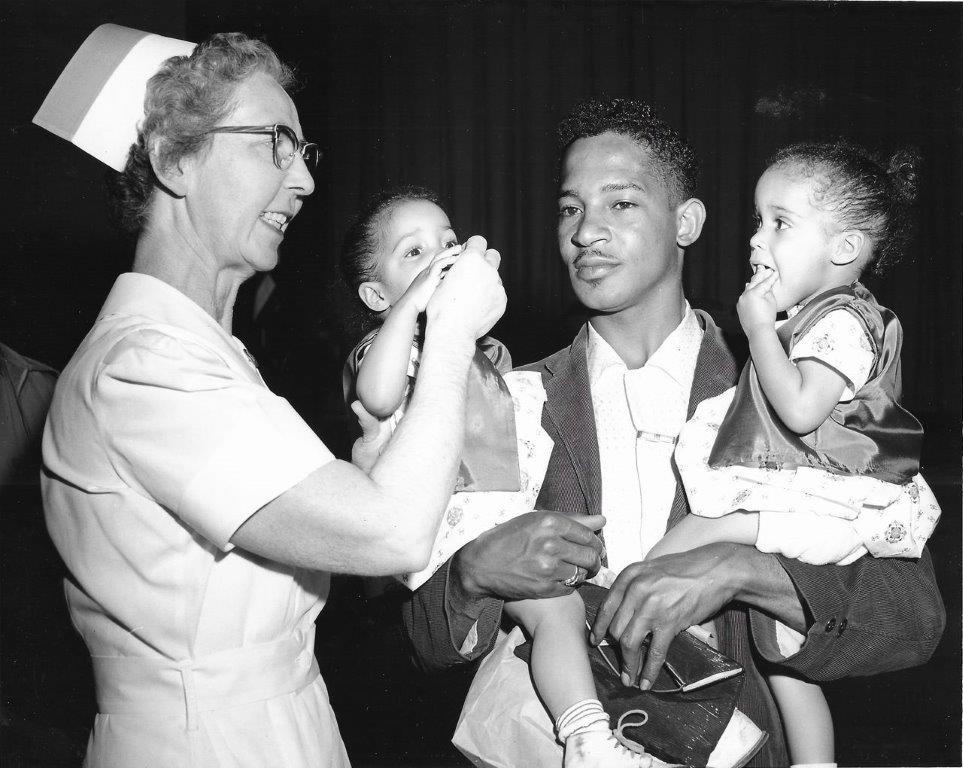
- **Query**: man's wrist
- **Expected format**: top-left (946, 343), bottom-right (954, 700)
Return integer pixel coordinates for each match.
top-left (721, 543), bottom-right (810, 631)
top-left (444, 557), bottom-right (505, 657)
top-left (711, 542), bottom-right (760, 604)
top-left (451, 543), bottom-right (487, 602)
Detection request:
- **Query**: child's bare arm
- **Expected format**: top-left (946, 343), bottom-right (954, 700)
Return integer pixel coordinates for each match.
top-left (738, 270), bottom-right (847, 434)
top-left (356, 250), bottom-right (461, 418)
top-left (355, 302), bottom-right (420, 418)
top-left (747, 328), bottom-right (848, 434)
top-left (646, 513), bottom-right (759, 560)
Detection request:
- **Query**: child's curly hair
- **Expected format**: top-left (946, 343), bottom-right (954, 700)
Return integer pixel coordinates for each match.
top-left (767, 141), bottom-right (920, 275)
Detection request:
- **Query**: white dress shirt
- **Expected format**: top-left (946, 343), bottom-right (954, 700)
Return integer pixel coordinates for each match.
top-left (586, 304), bottom-right (703, 570)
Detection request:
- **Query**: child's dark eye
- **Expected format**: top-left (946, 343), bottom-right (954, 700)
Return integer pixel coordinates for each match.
top-left (444, 239), bottom-right (458, 249)
top-left (613, 201), bottom-right (636, 211)
top-left (558, 205), bottom-right (580, 218)
top-left (775, 218), bottom-right (788, 230)
top-left (404, 247), bottom-right (422, 259)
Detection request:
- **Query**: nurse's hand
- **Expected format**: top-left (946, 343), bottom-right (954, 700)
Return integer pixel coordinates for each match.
top-left (397, 246), bottom-right (462, 314)
top-left (426, 235), bottom-right (505, 341)
top-left (350, 400), bottom-right (392, 473)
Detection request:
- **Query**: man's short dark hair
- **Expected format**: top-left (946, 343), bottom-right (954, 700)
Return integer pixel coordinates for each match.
top-left (557, 97), bottom-right (701, 204)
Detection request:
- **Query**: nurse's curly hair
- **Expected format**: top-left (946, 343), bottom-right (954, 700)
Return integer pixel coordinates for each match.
top-left (557, 97), bottom-right (701, 205)
top-left (106, 32), bottom-right (297, 234)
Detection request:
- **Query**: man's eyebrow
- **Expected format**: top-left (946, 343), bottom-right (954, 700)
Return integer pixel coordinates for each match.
top-left (601, 182), bottom-right (644, 193)
top-left (558, 182), bottom-right (644, 199)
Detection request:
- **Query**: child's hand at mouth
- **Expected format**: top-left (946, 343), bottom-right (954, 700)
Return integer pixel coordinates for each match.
top-left (738, 265), bottom-right (779, 334)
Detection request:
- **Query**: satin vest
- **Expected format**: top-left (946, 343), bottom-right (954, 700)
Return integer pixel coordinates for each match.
top-left (344, 332), bottom-right (519, 492)
top-left (708, 283), bottom-right (922, 484)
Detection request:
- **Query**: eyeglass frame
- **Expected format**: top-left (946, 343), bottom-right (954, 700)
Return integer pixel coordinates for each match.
top-left (202, 124), bottom-right (320, 170)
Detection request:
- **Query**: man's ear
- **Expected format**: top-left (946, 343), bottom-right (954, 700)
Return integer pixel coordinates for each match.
top-left (832, 230), bottom-right (864, 266)
top-left (147, 138), bottom-right (190, 198)
top-left (358, 281), bottom-right (390, 313)
top-left (676, 197), bottom-right (707, 248)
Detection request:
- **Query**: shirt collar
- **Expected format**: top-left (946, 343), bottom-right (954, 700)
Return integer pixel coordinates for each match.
top-left (98, 272), bottom-right (241, 351)
top-left (586, 301), bottom-right (703, 389)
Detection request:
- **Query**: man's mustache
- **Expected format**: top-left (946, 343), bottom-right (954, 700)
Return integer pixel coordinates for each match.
top-left (573, 248), bottom-right (618, 267)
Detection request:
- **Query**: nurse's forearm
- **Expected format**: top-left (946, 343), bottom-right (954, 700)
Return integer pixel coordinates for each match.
top-left (233, 324), bottom-right (475, 575)
top-left (366, 323), bottom-right (476, 534)
top-left (235, 242), bottom-right (504, 574)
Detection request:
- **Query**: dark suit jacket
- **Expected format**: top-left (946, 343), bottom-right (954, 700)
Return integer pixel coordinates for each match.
top-left (403, 313), bottom-right (946, 767)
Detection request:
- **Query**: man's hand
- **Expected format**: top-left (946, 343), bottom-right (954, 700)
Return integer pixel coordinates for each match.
top-left (426, 235), bottom-right (506, 341)
top-left (590, 544), bottom-right (746, 689)
top-left (453, 511), bottom-right (606, 601)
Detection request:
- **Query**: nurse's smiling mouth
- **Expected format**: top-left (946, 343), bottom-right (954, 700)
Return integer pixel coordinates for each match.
top-left (259, 210), bottom-right (292, 233)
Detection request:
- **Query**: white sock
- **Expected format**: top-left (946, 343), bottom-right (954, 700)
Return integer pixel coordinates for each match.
top-left (556, 699), bottom-right (610, 743)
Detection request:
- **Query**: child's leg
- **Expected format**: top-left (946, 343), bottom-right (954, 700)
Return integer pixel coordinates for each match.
top-left (646, 512), bottom-right (759, 560)
top-left (505, 594), bottom-right (663, 767)
top-left (504, 592), bottom-right (596, 719)
top-left (767, 672), bottom-right (835, 767)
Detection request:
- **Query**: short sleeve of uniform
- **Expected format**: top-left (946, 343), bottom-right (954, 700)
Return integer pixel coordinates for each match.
top-left (95, 329), bottom-right (334, 550)
top-left (790, 309), bottom-right (876, 400)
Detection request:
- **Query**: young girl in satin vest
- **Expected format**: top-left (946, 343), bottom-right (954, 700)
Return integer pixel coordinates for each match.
top-left (648, 142), bottom-right (942, 768)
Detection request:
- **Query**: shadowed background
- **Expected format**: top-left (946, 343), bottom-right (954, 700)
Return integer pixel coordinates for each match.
top-left (2, 1), bottom-right (960, 766)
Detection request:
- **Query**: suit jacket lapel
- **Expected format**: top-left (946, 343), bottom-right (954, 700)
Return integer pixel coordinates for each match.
top-left (542, 325), bottom-right (604, 519)
top-left (540, 314), bottom-right (739, 536)
top-left (666, 311), bottom-right (740, 529)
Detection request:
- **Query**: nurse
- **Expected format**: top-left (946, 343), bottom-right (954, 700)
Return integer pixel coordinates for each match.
top-left (36, 25), bottom-right (507, 767)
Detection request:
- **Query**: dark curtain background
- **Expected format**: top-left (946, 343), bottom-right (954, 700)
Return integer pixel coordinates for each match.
top-left (2, 2), bottom-right (960, 767)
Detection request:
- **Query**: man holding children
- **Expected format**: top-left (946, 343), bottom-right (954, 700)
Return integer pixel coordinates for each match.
top-left (400, 97), bottom-right (945, 767)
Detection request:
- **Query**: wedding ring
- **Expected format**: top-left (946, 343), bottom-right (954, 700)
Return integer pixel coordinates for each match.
top-left (562, 565), bottom-right (583, 587)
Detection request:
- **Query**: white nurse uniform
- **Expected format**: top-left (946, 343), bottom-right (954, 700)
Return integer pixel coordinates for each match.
top-left (42, 273), bottom-right (350, 767)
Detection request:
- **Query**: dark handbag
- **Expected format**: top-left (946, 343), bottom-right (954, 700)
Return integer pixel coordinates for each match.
top-left (514, 583), bottom-right (764, 767)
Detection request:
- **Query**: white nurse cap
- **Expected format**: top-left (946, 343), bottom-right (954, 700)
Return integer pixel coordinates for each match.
top-left (33, 24), bottom-right (196, 172)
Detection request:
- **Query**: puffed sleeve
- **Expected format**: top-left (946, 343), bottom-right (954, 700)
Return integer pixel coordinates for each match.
top-left (477, 336), bottom-right (513, 375)
top-left (790, 308), bottom-right (876, 400)
top-left (95, 329), bottom-right (333, 550)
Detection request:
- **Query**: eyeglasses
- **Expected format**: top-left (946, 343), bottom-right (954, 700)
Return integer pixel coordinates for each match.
top-left (203, 124), bottom-right (321, 170)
